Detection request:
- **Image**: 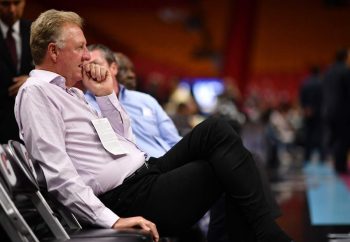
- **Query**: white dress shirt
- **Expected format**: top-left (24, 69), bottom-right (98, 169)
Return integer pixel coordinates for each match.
top-left (14, 70), bottom-right (146, 228)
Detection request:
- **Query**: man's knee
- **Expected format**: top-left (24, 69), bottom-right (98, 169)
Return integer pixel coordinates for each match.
top-left (204, 117), bottom-right (240, 139)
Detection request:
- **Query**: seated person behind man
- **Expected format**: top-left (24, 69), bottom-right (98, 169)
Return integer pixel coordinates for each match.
top-left (15, 9), bottom-right (293, 242)
top-left (85, 45), bottom-right (181, 158)
top-left (114, 52), bottom-right (137, 90)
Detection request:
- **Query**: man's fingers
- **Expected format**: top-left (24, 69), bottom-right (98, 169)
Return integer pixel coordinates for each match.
top-left (148, 222), bottom-right (159, 242)
top-left (100, 67), bottom-right (107, 81)
top-left (90, 64), bottom-right (97, 80)
top-left (84, 63), bottom-right (91, 72)
top-left (138, 219), bottom-right (159, 242)
top-left (83, 63), bottom-right (107, 82)
top-left (81, 63), bottom-right (114, 96)
top-left (95, 65), bottom-right (103, 81)
top-left (112, 217), bottom-right (159, 242)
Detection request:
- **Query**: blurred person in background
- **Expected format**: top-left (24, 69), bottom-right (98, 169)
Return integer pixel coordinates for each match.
top-left (170, 102), bottom-right (194, 136)
top-left (264, 102), bottom-right (297, 181)
top-left (299, 66), bottom-right (325, 163)
top-left (322, 48), bottom-right (350, 174)
top-left (213, 80), bottom-right (245, 134)
top-left (0, 0), bottom-right (33, 143)
top-left (115, 52), bottom-right (137, 90)
top-left (85, 45), bottom-right (182, 158)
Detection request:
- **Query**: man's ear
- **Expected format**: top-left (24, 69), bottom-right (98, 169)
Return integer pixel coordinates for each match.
top-left (110, 62), bottom-right (118, 76)
top-left (47, 43), bottom-right (59, 62)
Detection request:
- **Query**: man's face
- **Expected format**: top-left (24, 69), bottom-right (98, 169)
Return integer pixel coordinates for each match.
top-left (55, 24), bottom-right (90, 87)
top-left (117, 54), bottom-right (137, 90)
top-left (0, 0), bottom-right (25, 26)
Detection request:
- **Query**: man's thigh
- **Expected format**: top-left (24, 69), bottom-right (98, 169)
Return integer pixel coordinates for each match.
top-left (131, 160), bottom-right (222, 235)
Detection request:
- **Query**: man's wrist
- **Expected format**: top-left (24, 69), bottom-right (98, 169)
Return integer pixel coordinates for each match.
top-left (95, 90), bottom-right (113, 97)
top-left (112, 218), bottom-right (120, 228)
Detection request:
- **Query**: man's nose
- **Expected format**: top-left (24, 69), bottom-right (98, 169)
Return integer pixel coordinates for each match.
top-left (127, 71), bottom-right (136, 78)
top-left (83, 47), bottom-right (91, 61)
top-left (9, 2), bottom-right (18, 12)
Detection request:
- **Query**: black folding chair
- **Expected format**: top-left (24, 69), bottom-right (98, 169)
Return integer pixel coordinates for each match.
top-left (7, 140), bottom-right (83, 231)
top-left (0, 176), bottom-right (150, 242)
top-left (0, 144), bottom-right (38, 241)
top-left (1, 142), bottom-right (152, 242)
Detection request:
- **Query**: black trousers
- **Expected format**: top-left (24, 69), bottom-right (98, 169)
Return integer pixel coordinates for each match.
top-left (99, 117), bottom-right (290, 242)
top-left (207, 154), bottom-right (282, 242)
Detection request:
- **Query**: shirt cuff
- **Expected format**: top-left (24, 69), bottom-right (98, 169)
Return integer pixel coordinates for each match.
top-left (95, 206), bottom-right (120, 228)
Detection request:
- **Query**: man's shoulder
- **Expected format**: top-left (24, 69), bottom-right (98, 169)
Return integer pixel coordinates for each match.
top-left (124, 89), bottom-right (157, 102)
top-left (19, 78), bottom-right (46, 95)
top-left (21, 72), bottom-right (56, 93)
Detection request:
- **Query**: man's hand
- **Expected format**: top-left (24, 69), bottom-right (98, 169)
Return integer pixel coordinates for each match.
top-left (82, 63), bottom-right (114, 96)
top-left (8, 75), bottom-right (29, 96)
top-left (112, 216), bottom-right (159, 242)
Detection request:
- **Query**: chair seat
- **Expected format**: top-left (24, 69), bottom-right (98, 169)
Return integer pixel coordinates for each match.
top-left (68, 228), bottom-right (152, 240)
top-left (45, 237), bottom-right (150, 242)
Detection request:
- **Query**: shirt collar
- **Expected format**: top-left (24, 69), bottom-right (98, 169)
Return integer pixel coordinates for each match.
top-left (0, 19), bottom-right (20, 37)
top-left (118, 84), bottom-right (126, 99)
top-left (30, 69), bottom-right (67, 89)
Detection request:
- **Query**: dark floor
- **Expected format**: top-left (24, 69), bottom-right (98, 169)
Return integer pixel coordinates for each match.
top-left (241, 121), bottom-right (350, 242)
top-left (274, 166), bottom-right (350, 242)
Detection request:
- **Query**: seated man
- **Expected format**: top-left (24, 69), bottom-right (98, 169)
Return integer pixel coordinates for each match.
top-left (85, 45), bottom-right (181, 158)
top-left (15, 9), bottom-right (293, 242)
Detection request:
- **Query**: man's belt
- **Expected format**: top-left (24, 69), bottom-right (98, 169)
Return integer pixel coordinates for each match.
top-left (123, 161), bottom-right (150, 183)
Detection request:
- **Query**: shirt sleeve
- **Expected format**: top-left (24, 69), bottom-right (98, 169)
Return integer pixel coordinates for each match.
top-left (96, 92), bottom-right (134, 141)
top-left (151, 96), bottom-right (182, 147)
top-left (16, 86), bottom-right (119, 228)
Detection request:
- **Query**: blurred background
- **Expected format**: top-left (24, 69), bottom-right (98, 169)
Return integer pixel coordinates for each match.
top-left (20, 1), bottom-right (350, 241)
top-left (24, 0), bottom-right (350, 109)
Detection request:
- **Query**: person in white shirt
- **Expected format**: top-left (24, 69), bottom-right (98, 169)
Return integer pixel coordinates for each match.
top-left (15, 9), bottom-right (293, 242)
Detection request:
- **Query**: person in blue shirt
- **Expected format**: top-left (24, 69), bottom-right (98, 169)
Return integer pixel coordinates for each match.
top-left (84, 44), bottom-right (182, 158)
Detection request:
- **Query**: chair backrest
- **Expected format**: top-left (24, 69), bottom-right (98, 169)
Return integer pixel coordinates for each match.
top-left (0, 144), bottom-right (18, 195)
top-left (7, 140), bottom-right (83, 230)
top-left (0, 145), bottom-right (39, 242)
top-left (0, 144), bottom-right (38, 196)
top-left (1, 143), bottom-right (70, 240)
top-left (8, 140), bottom-right (38, 182)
